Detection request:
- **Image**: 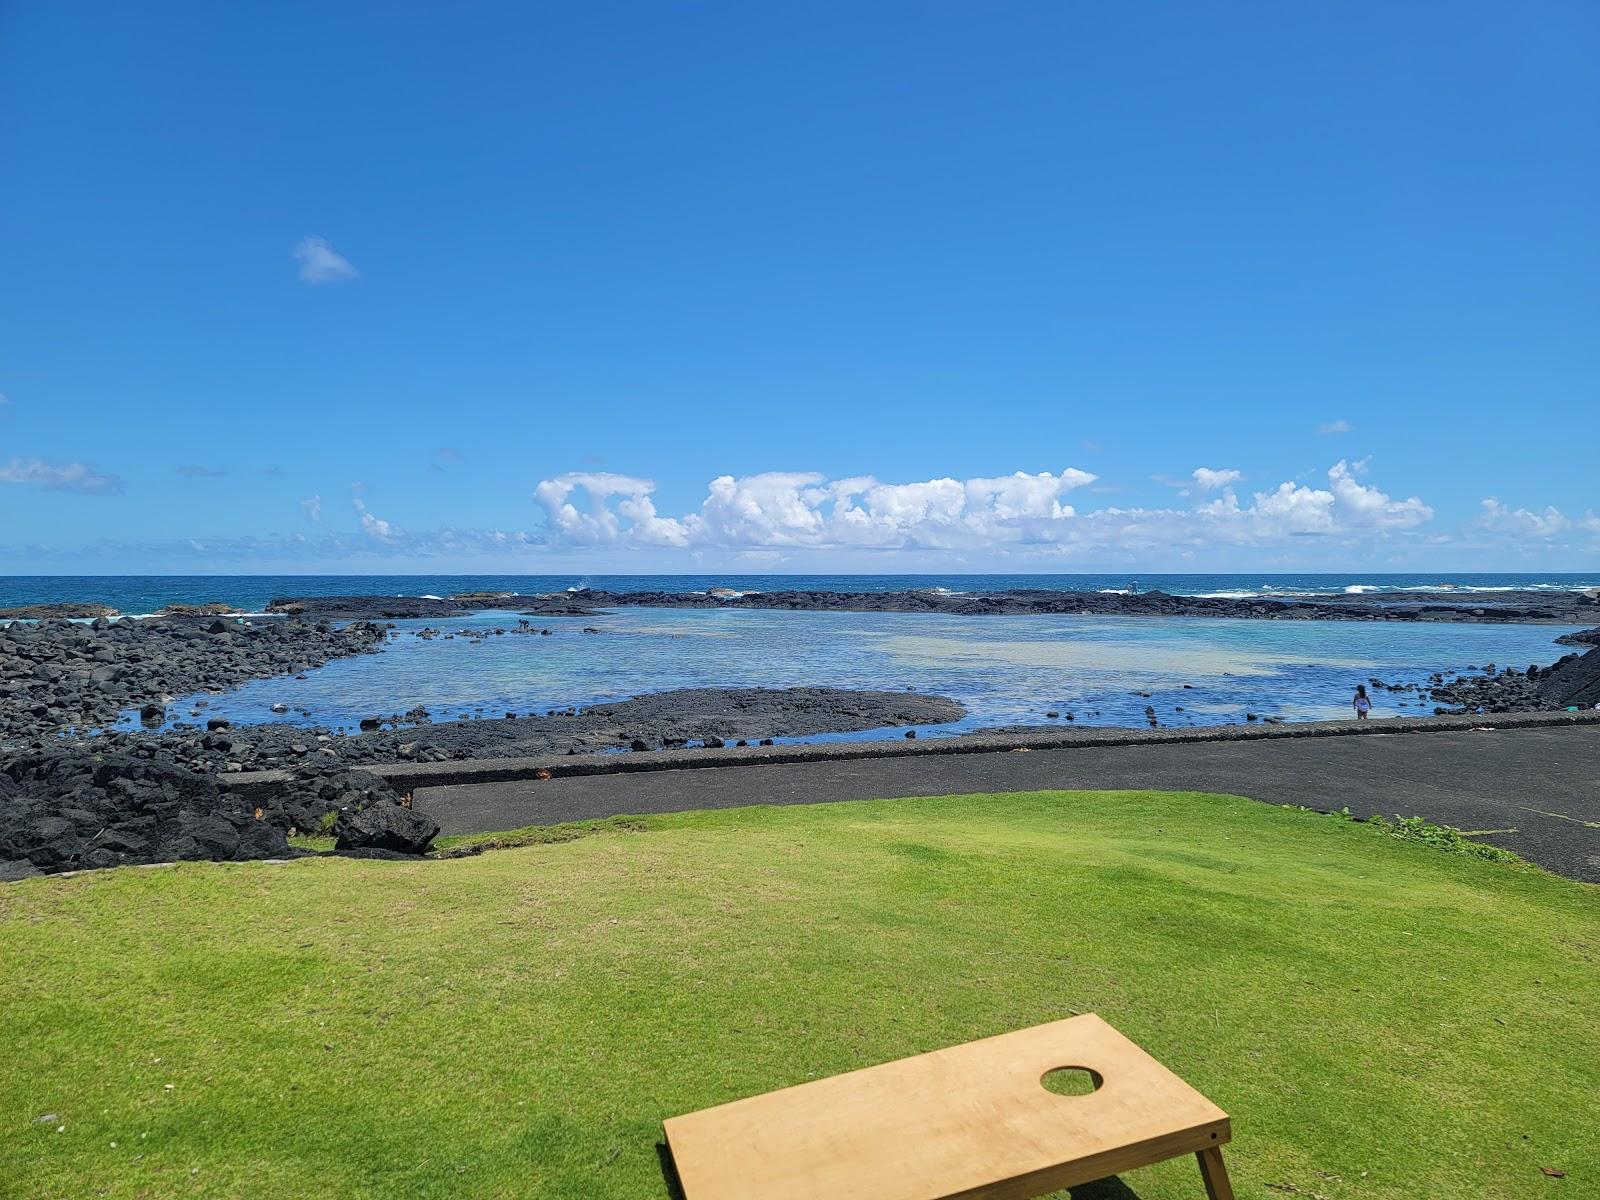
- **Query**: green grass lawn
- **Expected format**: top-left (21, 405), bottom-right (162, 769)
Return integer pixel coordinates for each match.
top-left (3, 790), bottom-right (1596, 1199)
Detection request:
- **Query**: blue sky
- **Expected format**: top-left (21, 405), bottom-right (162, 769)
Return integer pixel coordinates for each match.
top-left (2, 1), bottom-right (1596, 573)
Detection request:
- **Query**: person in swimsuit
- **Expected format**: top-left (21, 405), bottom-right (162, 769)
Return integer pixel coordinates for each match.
top-left (1353, 684), bottom-right (1372, 720)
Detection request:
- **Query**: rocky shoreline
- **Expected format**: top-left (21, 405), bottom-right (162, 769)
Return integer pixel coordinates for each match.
top-left (52, 686), bottom-right (966, 776)
top-left (0, 605), bottom-right (964, 876)
top-left (0, 614), bottom-right (386, 745)
top-left (2, 682), bottom-right (959, 879)
top-left (1427, 645), bottom-right (1600, 713)
top-left (4, 588), bottom-right (1598, 879)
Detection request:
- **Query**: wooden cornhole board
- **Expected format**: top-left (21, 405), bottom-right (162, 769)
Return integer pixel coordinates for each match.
top-left (663, 1013), bottom-right (1233, 1199)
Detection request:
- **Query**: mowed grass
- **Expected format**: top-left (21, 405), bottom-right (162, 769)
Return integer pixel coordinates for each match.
top-left (2, 791), bottom-right (1596, 1200)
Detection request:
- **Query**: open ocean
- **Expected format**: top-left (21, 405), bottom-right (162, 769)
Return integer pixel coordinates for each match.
top-left (2, 572), bottom-right (1596, 617)
top-left (8, 573), bottom-right (1584, 740)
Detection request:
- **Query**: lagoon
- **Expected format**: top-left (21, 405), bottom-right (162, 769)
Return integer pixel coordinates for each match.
top-left (134, 606), bottom-right (1586, 739)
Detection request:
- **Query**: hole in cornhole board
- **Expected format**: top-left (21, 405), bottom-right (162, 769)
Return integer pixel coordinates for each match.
top-left (1041, 1066), bottom-right (1104, 1097)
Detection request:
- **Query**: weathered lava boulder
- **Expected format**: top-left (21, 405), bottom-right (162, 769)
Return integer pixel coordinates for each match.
top-left (1541, 645), bottom-right (1600, 709)
top-left (334, 801), bottom-right (440, 855)
top-left (247, 767), bottom-right (437, 856)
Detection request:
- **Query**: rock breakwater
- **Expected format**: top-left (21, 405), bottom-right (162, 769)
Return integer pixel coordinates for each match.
top-left (261, 587), bottom-right (1600, 625)
top-left (65, 687), bottom-right (967, 775)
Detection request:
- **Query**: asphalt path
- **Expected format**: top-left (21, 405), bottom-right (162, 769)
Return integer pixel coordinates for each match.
top-left (415, 724), bottom-right (1600, 882)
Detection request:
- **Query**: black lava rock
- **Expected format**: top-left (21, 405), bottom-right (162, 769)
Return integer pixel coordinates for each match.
top-left (334, 802), bottom-right (440, 855)
top-left (0, 751), bottom-right (291, 875)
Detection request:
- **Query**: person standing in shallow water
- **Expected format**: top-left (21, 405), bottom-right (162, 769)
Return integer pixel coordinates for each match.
top-left (1353, 684), bottom-right (1372, 720)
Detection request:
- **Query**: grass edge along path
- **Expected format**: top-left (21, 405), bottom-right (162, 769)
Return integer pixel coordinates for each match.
top-left (3, 790), bottom-right (1596, 1199)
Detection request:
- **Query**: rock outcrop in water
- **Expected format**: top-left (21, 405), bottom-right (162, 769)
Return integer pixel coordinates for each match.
top-left (267, 595), bottom-right (464, 620)
top-left (157, 602), bottom-right (241, 617)
top-left (565, 587), bottom-right (1600, 624)
top-left (59, 687), bottom-right (968, 774)
top-left (0, 602), bottom-right (120, 620)
top-left (1555, 626), bottom-right (1600, 648)
top-left (266, 593), bottom-right (607, 619)
top-left (261, 586), bottom-right (1600, 625)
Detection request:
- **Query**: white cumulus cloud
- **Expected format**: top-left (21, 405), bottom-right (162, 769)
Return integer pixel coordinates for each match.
top-left (530, 462), bottom-right (1443, 557)
top-left (1326, 459), bottom-right (1433, 528)
top-left (1192, 467), bottom-right (1243, 492)
top-left (533, 469), bottom-right (1102, 552)
top-left (1477, 498), bottom-right (1575, 539)
top-left (292, 237), bottom-right (359, 284)
top-left (301, 494), bottom-right (322, 522)
top-left (353, 498), bottom-right (392, 540)
top-left (532, 473), bottom-right (665, 544)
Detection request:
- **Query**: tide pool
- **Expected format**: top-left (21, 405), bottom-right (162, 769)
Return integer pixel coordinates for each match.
top-left (127, 607), bottom-right (1585, 740)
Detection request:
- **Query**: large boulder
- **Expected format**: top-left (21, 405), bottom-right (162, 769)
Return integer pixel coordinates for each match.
top-left (258, 768), bottom-right (407, 838)
top-left (334, 802), bottom-right (439, 855)
top-left (1540, 646), bottom-right (1600, 709)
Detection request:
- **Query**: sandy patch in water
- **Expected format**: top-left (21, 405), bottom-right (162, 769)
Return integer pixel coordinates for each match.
top-left (879, 635), bottom-right (1375, 677)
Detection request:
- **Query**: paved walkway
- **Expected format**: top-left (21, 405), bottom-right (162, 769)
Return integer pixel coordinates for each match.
top-left (415, 724), bottom-right (1600, 882)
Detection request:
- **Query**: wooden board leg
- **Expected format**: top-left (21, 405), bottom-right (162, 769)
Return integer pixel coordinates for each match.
top-left (1196, 1146), bottom-right (1234, 1200)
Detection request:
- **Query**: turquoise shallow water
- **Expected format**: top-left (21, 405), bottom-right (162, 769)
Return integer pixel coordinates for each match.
top-left (128, 607), bottom-right (1585, 739)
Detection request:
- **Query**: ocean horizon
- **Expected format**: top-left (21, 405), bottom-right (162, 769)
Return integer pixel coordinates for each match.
top-left (3, 571), bottom-right (1597, 618)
